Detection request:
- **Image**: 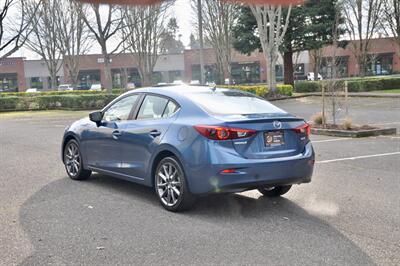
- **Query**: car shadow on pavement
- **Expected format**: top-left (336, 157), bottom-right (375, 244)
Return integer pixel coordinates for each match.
top-left (18, 174), bottom-right (375, 265)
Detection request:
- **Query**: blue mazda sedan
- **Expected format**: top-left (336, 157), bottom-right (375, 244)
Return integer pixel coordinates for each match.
top-left (62, 85), bottom-right (314, 211)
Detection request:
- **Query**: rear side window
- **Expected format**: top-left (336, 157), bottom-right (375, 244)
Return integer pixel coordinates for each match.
top-left (137, 95), bottom-right (169, 120)
top-left (188, 89), bottom-right (287, 115)
top-left (162, 101), bottom-right (179, 118)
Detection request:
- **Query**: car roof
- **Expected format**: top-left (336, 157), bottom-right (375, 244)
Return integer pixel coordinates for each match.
top-left (131, 84), bottom-right (230, 98)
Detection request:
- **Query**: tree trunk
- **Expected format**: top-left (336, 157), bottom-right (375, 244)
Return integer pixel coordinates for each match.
top-left (266, 52), bottom-right (277, 96)
top-left (313, 50), bottom-right (319, 81)
top-left (141, 72), bottom-right (152, 87)
top-left (283, 50), bottom-right (294, 86)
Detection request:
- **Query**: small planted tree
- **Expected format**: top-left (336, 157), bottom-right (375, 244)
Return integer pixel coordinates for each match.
top-left (320, 1), bottom-right (348, 127)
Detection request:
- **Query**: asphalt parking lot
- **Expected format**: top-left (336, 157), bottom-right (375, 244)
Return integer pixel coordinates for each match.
top-left (0, 97), bottom-right (399, 265)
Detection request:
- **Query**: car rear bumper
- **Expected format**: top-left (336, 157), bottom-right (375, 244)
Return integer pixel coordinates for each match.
top-left (186, 142), bottom-right (315, 194)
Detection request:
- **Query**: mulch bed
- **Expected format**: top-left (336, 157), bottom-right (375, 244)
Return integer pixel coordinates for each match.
top-left (312, 123), bottom-right (379, 131)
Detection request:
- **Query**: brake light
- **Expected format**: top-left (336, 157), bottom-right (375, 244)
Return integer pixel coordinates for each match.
top-left (194, 125), bottom-right (256, 140)
top-left (292, 123), bottom-right (311, 137)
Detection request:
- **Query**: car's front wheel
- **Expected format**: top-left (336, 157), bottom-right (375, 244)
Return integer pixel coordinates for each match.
top-left (258, 185), bottom-right (292, 197)
top-left (64, 139), bottom-right (91, 180)
top-left (155, 157), bottom-right (195, 212)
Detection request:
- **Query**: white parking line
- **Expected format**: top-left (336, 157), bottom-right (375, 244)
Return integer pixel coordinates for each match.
top-left (317, 152), bottom-right (400, 164)
top-left (313, 138), bottom-right (351, 143)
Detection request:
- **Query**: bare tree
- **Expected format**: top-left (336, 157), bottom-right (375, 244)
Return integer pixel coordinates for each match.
top-left (26, 0), bottom-right (63, 89)
top-left (0, 0), bottom-right (40, 58)
top-left (82, 4), bottom-right (125, 92)
top-left (342, 0), bottom-right (383, 77)
top-left (382, 0), bottom-right (400, 47)
top-left (55, 1), bottom-right (92, 87)
top-left (192, 0), bottom-right (238, 84)
top-left (250, 5), bottom-right (291, 93)
top-left (122, 2), bottom-right (173, 86)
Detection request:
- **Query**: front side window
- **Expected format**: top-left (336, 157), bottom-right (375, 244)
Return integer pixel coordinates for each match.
top-left (137, 95), bottom-right (169, 120)
top-left (103, 94), bottom-right (139, 122)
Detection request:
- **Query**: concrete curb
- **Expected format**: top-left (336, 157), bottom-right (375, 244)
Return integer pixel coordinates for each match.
top-left (311, 127), bottom-right (397, 138)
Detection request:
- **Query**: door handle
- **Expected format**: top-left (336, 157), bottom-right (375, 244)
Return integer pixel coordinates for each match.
top-left (112, 130), bottom-right (122, 139)
top-left (149, 130), bottom-right (161, 137)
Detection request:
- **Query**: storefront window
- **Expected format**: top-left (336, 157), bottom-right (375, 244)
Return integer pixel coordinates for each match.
top-left (367, 53), bottom-right (393, 76)
top-left (152, 71), bottom-right (163, 84)
top-left (112, 68), bottom-right (141, 88)
top-left (0, 73), bottom-right (18, 92)
top-left (30, 77), bottom-right (43, 90)
top-left (321, 56), bottom-right (349, 78)
top-left (275, 65), bottom-right (283, 82)
top-left (168, 70), bottom-right (182, 83)
top-left (191, 64), bottom-right (219, 83)
top-left (78, 69), bottom-right (101, 87)
top-left (231, 62), bottom-right (260, 84)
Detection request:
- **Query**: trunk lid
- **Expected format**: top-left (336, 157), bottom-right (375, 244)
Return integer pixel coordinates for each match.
top-left (217, 114), bottom-right (308, 159)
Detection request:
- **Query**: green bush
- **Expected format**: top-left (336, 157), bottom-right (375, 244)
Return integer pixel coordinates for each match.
top-left (347, 79), bottom-right (383, 92)
top-left (219, 84), bottom-right (293, 97)
top-left (0, 94), bottom-right (119, 112)
top-left (346, 77), bottom-right (400, 92)
top-left (294, 81), bottom-right (321, 93)
top-left (0, 88), bottom-right (129, 98)
top-left (294, 76), bottom-right (400, 93)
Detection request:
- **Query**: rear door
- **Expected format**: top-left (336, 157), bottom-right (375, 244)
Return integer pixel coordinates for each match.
top-left (117, 94), bottom-right (180, 178)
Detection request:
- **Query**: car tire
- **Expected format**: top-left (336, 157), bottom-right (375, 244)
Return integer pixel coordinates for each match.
top-left (154, 156), bottom-right (195, 212)
top-left (63, 139), bottom-right (91, 180)
top-left (258, 185), bottom-right (292, 197)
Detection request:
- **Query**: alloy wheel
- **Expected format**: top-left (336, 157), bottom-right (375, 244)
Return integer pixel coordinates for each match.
top-left (156, 162), bottom-right (182, 207)
top-left (65, 142), bottom-right (81, 177)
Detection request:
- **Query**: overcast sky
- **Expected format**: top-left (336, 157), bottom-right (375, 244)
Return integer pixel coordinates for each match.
top-left (14, 0), bottom-right (195, 60)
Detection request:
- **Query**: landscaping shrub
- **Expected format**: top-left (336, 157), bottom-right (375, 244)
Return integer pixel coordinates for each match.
top-left (311, 112), bottom-right (326, 125)
top-left (0, 88), bottom-right (128, 98)
top-left (342, 117), bottom-right (353, 130)
top-left (0, 94), bottom-right (119, 112)
top-left (219, 84), bottom-right (293, 97)
top-left (294, 81), bottom-right (321, 93)
top-left (295, 76), bottom-right (400, 93)
top-left (346, 77), bottom-right (400, 92)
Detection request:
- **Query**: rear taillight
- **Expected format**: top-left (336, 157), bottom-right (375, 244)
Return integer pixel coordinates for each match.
top-left (292, 123), bottom-right (311, 137)
top-left (194, 125), bottom-right (256, 140)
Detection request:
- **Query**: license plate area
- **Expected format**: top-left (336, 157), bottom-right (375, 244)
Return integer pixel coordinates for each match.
top-left (264, 130), bottom-right (285, 146)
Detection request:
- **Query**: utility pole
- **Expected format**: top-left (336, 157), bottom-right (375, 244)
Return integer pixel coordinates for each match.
top-left (197, 0), bottom-right (205, 85)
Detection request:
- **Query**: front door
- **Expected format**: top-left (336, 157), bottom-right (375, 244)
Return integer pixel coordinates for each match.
top-left (84, 94), bottom-right (140, 173)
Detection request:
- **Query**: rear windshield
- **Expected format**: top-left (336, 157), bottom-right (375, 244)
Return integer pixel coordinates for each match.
top-left (187, 89), bottom-right (287, 115)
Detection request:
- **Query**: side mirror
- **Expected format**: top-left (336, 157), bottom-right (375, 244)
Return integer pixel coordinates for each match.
top-left (89, 111), bottom-right (103, 125)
